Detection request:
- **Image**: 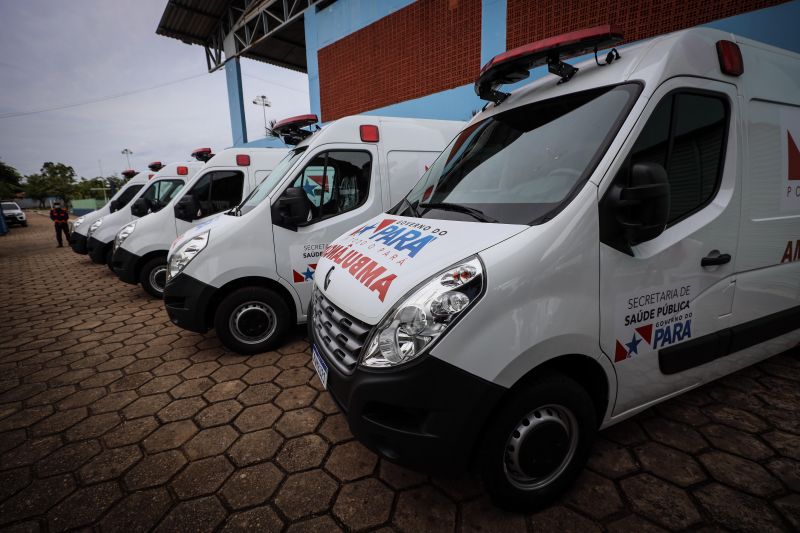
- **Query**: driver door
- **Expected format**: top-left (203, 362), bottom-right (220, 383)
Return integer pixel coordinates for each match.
top-left (174, 169), bottom-right (245, 236)
top-left (272, 147), bottom-right (381, 319)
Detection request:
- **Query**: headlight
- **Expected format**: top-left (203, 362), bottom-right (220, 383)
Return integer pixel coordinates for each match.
top-left (114, 221), bottom-right (136, 252)
top-left (88, 218), bottom-right (102, 236)
top-left (73, 215), bottom-right (85, 229)
top-left (167, 231), bottom-right (209, 280)
top-left (360, 256), bottom-right (484, 368)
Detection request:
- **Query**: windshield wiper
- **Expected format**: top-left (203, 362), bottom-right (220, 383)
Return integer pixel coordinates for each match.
top-left (419, 202), bottom-right (498, 223)
top-left (397, 197), bottom-right (420, 217)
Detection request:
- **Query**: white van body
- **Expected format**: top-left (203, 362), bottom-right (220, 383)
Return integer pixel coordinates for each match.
top-left (308, 28), bottom-right (800, 510)
top-left (112, 148), bottom-right (288, 297)
top-left (69, 173), bottom-right (148, 254)
top-left (163, 116), bottom-right (463, 354)
top-left (85, 163), bottom-right (203, 265)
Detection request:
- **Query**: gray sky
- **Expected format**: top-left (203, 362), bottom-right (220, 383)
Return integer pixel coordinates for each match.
top-left (0, 0), bottom-right (310, 179)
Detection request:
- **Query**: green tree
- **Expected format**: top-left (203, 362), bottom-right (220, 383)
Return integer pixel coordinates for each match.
top-left (24, 173), bottom-right (50, 208)
top-left (0, 159), bottom-right (24, 200)
top-left (73, 177), bottom-right (108, 201)
top-left (40, 162), bottom-right (77, 203)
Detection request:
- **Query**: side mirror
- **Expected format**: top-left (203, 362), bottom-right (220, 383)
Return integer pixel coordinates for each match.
top-left (603, 162), bottom-right (670, 252)
top-left (109, 199), bottom-right (121, 213)
top-left (174, 195), bottom-right (199, 222)
top-left (272, 187), bottom-right (310, 228)
top-left (130, 198), bottom-right (151, 217)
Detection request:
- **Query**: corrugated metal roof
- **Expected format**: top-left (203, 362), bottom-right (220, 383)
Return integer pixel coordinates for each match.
top-left (156, 0), bottom-right (309, 72)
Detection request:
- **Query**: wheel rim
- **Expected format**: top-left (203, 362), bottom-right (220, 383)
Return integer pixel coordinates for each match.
top-left (229, 301), bottom-right (277, 344)
top-left (503, 404), bottom-right (578, 490)
top-left (149, 265), bottom-right (167, 294)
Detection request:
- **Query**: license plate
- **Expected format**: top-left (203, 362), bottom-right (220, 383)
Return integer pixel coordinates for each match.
top-left (311, 345), bottom-right (328, 389)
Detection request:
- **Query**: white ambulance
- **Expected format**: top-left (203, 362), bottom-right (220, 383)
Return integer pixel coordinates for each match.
top-left (163, 114), bottom-right (463, 354)
top-left (308, 26), bottom-right (800, 510)
top-left (112, 146), bottom-right (288, 297)
top-left (70, 169), bottom-right (146, 255)
top-left (85, 161), bottom-right (203, 265)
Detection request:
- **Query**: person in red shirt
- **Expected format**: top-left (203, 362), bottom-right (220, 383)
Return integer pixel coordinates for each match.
top-left (49, 201), bottom-right (70, 247)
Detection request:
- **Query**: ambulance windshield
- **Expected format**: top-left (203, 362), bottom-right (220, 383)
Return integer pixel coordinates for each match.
top-left (396, 83), bottom-right (640, 225)
top-left (238, 148), bottom-right (307, 215)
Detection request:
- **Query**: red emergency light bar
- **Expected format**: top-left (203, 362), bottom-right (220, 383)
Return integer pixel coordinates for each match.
top-left (273, 114), bottom-right (318, 146)
top-left (121, 170), bottom-right (137, 179)
top-left (148, 161), bottom-right (164, 172)
top-left (476, 24), bottom-right (624, 103)
top-left (192, 147), bottom-right (214, 162)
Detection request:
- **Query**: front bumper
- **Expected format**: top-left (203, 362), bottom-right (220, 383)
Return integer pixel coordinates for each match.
top-left (70, 232), bottom-right (88, 254)
top-left (310, 308), bottom-right (504, 474)
top-left (111, 246), bottom-right (140, 284)
top-left (164, 273), bottom-right (217, 333)
top-left (87, 237), bottom-right (110, 264)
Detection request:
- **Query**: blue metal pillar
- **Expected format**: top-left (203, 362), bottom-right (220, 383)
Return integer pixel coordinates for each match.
top-left (481, 0), bottom-right (507, 65)
top-left (225, 57), bottom-right (248, 146)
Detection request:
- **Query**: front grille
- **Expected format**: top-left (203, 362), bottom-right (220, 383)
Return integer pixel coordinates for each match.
top-left (312, 289), bottom-right (372, 375)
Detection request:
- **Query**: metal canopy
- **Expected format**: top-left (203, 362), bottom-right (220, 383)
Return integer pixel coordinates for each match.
top-left (157, 0), bottom-right (324, 73)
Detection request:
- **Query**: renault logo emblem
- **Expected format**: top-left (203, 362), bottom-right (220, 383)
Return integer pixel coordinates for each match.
top-left (324, 267), bottom-right (335, 290)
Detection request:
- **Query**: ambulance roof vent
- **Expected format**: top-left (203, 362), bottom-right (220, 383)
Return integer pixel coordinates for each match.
top-left (272, 114), bottom-right (318, 146)
top-left (476, 24), bottom-right (624, 104)
top-left (121, 169), bottom-right (138, 179)
top-left (148, 161), bottom-right (164, 172)
top-left (191, 147), bottom-right (214, 162)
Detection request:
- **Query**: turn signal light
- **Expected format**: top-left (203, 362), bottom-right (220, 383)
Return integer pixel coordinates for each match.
top-left (360, 125), bottom-right (379, 142)
top-left (177, 166), bottom-right (188, 176)
top-left (716, 40), bottom-right (743, 76)
top-left (236, 154), bottom-right (251, 166)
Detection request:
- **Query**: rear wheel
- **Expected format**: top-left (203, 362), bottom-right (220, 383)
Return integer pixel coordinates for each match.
top-left (139, 256), bottom-right (168, 299)
top-left (479, 372), bottom-right (596, 511)
top-left (215, 287), bottom-right (290, 355)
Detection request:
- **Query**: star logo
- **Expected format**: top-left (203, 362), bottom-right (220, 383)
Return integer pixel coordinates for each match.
top-left (302, 267), bottom-right (315, 281)
top-left (625, 334), bottom-right (642, 356)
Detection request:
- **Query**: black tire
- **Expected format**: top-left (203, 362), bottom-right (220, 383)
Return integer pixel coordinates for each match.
top-left (139, 256), bottom-right (168, 299)
top-left (479, 372), bottom-right (597, 512)
top-left (21, 222), bottom-right (27, 227)
top-left (105, 246), bottom-right (114, 270)
top-left (214, 287), bottom-right (290, 355)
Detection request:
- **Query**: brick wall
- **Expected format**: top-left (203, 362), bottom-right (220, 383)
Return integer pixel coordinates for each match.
top-left (506, 0), bottom-right (787, 50)
top-left (317, 0), bottom-right (481, 122)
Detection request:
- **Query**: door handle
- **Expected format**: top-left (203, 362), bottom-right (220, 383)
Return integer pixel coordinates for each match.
top-left (701, 253), bottom-right (731, 267)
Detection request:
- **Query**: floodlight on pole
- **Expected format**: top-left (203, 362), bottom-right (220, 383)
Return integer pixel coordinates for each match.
top-left (252, 95), bottom-right (272, 138)
top-left (121, 148), bottom-right (133, 169)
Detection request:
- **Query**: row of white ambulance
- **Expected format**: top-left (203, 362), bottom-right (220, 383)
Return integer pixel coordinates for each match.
top-left (72, 27), bottom-right (799, 510)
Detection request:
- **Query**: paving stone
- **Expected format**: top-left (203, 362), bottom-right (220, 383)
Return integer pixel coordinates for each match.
top-left (431, 476), bottom-right (484, 502)
top-left (125, 449), bottom-right (187, 490)
top-left (221, 506), bottom-right (284, 532)
top-left (35, 440), bottom-right (102, 476)
top-left (103, 416), bottom-right (158, 447)
top-left (587, 438), bottom-right (639, 479)
top-left (227, 428), bottom-right (284, 467)
top-left (157, 397), bottom-right (206, 422)
top-left (170, 377), bottom-right (214, 399)
top-left (123, 393), bottom-right (172, 419)
top-left (694, 482), bottom-right (786, 533)
top-left (564, 469), bottom-right (624, 519)
top-left (234, 403), bottom-right (281, 432)
top-left (143, 419), bottom-right (198, 453)
top-left (766, 457), bottom-right (800, 492)
top-left (276, 407), bottom-right (323, 437)
top-left (47, 481), bottom-right (121, 532)
top-left (171, 455), bottom-right (234, 499)
top-left (600, 419), bottom-right (648, 446)
top-left (379, 459), bottom-right (427, 489)
top-left (89, 390), bottom-right (137, 413)
top-left (700, 424), bottom-right (774, 461)
top-left (79, 444), bottom-right (141, 483)
top-left (275, 385), bottom-right (317, 410)
top-left (220, 462), bottom-right (284, 509)
top-left (246, 351), bottom-right (280, 367)
top-left (237, 382), bottom-right (280, 406)
top-left (702, 404), bottom-right (768, 433)
top-left (607, 514), bottom-right (667, 533)
top-left (181, 361), bottom-right (220, 380)
top-left (393, 485), bottom-right (456, 533)
top-left (0, 467), bottom-right (32, 502)
top-left (65, 411), bottom-right (120, 441)
top-left (775, 494), bottom-right (800, 531)
top-left (203, 380), bottom-right (247, 402)
top-left (184, 425), bottom-right (239, 459)
top-left (195, 399), bottom-right (243, 428)
top-left (620, 473), bottom-right (701, 530)
top-left (210, 364), bottom-right (249, 383)
top-left (243, 365), bottom-right (280, 385)
top-left (98, 487), bottom-right (172, 533)
top-left (137, 375), bottom-right (182, 396)
top-left (760, 406), bottom-right (800, 434)
top-left (699, 451), bottom-right (783, 497)
top-left (30, 407), bottom-right (87, 436)
top-left (1, 434), bottom-right (62, 469)
top-left (313, 391), bottom-right (339, 414)
top-left (154, 496), bottom-right (226, 533)
top-left (528, 505), bottom-right (602, 532)
top-left (152, 359), bottom-right (191, 376)
top-left (57, 387), bottom-right (106, 410)
top-left (0, 474), bottom-right (75, 525)
top-left (461, 495), bottom-right (528, 533)
top-left (325, 440), bottom-right (378, 481)
top-left (275, 470), bottom-right (338, 520)
top-left (25, 386), bottom-right (75, 407)
top-left (634, 441), bottom-right (706, 487)
top-left (277, 434), bottom-right (329, 471)
top-left (641, 417), bottom-right (708, 453)
top-left (319, 413), bottom-right (353, 443)
top-left (275, 367), bottom-right (313, 388)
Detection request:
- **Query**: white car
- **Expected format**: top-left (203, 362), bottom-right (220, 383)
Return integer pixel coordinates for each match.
top-left (112, 147), bottom-right (288, 298)
top-left (163, 114), bottom-right (463, 354)
top-left (308, 26), bottom-right (800, 510)
top-left (2, 202), bottom-right (26, 227)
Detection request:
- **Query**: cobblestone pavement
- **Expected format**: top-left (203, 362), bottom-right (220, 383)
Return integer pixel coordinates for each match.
top-left (0, 214), bottom-right (798, 532)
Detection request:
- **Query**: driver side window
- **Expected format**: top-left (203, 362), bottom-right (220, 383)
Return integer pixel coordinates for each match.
top-left (187, 171), bottom-right (244, 219)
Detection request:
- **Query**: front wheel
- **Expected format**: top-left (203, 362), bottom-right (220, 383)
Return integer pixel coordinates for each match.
top-left (215, 287), bottom-right (290, 355)
top-left (139, 256), bottom-right (168, 298)
top-left (479, 372), bottom-right (597, 512)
